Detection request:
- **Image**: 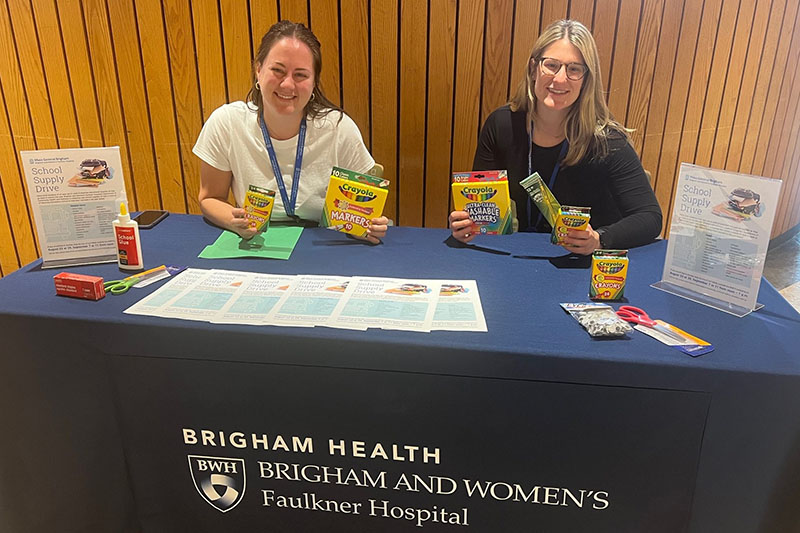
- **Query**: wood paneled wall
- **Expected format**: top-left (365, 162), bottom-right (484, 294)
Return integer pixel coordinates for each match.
top-left (1, 0), bottom-right (799, 276)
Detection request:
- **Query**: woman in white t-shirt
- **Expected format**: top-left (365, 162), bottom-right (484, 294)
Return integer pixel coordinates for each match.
top-left (193, 21), bottom-right (388, 244)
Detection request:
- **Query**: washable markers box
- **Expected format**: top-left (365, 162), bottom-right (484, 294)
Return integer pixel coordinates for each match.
top-left (451, 170), bottom-right (513, 235)
top-left (321, 166), bottom-right (390, 237)
top-left (590, 249), bottom-right (629, 300)
top-left (243, 184), bottom-right (275, 232)
top-left (54, 272), bottom-right (106, 300)
top-left (551, 206), bottom-right (591, 244)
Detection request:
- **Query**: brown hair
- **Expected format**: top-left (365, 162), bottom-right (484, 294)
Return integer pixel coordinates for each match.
top-left (246, 20), bottom-right (341, 121)
top-left (509, 19), bottom-right (629, 166)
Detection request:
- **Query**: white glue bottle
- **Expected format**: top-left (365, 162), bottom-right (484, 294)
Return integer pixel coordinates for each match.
top-left (113, 202), bottom-right (144, 270)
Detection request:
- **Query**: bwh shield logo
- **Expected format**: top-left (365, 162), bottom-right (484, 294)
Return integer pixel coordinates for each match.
top-left (188, 455), bottom-right (246, 512)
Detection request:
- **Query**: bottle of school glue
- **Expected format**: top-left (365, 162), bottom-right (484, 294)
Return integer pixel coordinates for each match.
top-left (113, 202), bottom-right (143, 270)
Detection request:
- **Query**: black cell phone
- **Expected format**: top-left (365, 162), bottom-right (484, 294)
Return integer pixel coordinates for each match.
top-left (133, 210), bottom-right (169, 229)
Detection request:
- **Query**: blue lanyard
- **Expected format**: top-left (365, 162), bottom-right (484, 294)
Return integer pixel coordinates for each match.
top-left (258, 116), bottom-right (306, 218)
top-left (528, 126), bottom-right (568, 229)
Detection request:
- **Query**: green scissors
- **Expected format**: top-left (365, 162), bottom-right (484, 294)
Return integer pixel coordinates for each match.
top-left (104, 274), bottom-right (143, 295)
top-left (103, 265), bottom-right (169, 295)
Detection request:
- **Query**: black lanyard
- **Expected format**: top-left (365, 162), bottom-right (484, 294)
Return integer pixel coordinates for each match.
top-left (258, 116), bottom-right (306, 218)
top-left (528, 125), bottom-right (568, 230)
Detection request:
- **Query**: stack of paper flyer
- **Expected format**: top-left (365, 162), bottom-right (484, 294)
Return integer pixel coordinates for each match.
top-left (21, 147), bottom-right (127, 268)
top-left (124, 269), bottom-right (487, 332)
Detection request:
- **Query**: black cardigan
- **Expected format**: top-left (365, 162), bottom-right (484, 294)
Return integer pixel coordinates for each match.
top-left (473, 105), bottom-right (663, 249)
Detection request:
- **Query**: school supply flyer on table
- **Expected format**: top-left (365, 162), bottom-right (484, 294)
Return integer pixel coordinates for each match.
top-left (155, 269), bottom-right (255, 322)
top-left (269, 275), bottom-right (363, 329)
top-left (21, 146), bottom-right (127, 268)
top-left (431, 280), bottom-right (487, 331)
top-left (124, 269), bottom-right (487, 332)
top-left (122, 268), bottom-right (210, 315)
top-left (654, 163), bottom-right (782, 316)
top-left (327, 276), bottom-right (442, 332)
top-left (213, 273), bottom-right (297, 325)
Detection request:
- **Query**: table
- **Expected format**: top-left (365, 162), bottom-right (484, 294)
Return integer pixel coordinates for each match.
top-left (1, 214), bottom-right (799, 532)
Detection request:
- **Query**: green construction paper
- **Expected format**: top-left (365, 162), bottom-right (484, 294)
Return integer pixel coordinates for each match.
top-left (198, 226), bottom-right (304, 260)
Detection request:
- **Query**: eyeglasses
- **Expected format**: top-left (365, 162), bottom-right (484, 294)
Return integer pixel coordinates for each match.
top-left (536, 57), bottom-right (588, 81)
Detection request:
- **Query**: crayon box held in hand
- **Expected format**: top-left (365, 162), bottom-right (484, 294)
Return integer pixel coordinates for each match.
top-left (451, 170), bottom-right (513, 235)
top-left (321, 167), bottom-right (390, 237)
top-left (551, 206), bottom-right (591, 244)
top-left (243, 184), bottom-right (275, 232)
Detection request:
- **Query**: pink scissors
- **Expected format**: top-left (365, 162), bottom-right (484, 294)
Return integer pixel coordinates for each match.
top-left (616, 306), bottom-right (686, 342)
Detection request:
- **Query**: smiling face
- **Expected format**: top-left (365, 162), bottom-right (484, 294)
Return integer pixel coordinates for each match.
top-left (255, 37), bottom-right (315, 121)
top-left (533, 38), bottom-right (585, 116)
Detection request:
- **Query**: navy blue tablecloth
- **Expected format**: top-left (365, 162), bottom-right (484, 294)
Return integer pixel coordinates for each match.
top-left (1, 214), bottom-right (798, 533)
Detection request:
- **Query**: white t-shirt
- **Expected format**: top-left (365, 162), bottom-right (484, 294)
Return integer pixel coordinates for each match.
top-left (192, 101), bottom-right (375, 222)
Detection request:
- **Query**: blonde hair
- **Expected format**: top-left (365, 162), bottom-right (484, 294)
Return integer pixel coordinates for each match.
top-left (509, 19), bottom-right (628, 166)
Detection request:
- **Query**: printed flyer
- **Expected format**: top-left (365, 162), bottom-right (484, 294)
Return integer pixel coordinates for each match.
top-left (328, 277), bottom-right (443, 332)
top-left (268, 275), bottom-right (364, 329)
top-left (212, 273), bottom-right (297, 325)
top-left (124, 270), bottom-right (486, 332)
top-left (123, 268), bottom-right (211, 316)
top-left (432, 280), bottom-right (488, 331)
top-left (656, 163), bottom-right (781, 315)
top-left (21, 147), bottom-right (127, 268)
top-left (155, 269), bottom-right (253, 322)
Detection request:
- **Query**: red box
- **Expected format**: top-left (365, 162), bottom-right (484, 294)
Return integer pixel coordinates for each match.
top-left (54, 272), bottom-right (106, 301)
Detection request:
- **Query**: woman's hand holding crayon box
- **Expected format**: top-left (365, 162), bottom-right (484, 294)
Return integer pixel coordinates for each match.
top-left (519, 172), bottom-right (592, 245)
top-left (551, 206), bottom-right (591, 244)
top-left (244, 184), bottom-right (276, 232)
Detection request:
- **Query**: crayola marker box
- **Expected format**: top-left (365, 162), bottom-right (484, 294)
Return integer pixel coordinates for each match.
top-left (451, 170), bottom-right (513, 235)
top-left (590, 249), bottom-right (629, 300)
top-left (551, 206), bottom-right (591, 244)
top-left (321, 166), bottom-right (390, 237)
top-left (243, 184), bottom-right (275, 232)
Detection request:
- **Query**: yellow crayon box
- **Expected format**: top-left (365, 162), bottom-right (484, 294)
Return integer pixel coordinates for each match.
top-left (244, 184), bottom-right (276, 232)
top-left (451, 170), bottom-right (513, 235)
top-left (590, 249), bottom-right (629, 300)
top-left (321, 167), bottom-right (390, 237)
top-left (551, 206), bottom-right (591, 244)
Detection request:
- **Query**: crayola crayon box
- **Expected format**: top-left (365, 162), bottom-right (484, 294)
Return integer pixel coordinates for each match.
top-left (590, 249), bottom-right (629, 300)
top-left (451, 170), bottom-right (513, 235)
top-left (321, 166), bottom-right (390, 237)
top-left (243, 184), bottom-right (275, 232)
top-left (551, 206), bottom-right (591, 244)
